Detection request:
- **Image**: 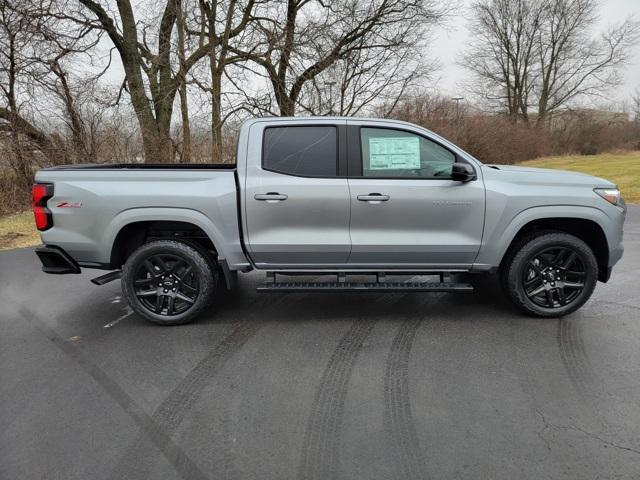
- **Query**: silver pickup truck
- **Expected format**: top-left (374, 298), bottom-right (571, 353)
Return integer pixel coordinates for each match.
top-left (33, 117), bottom-right (625, 324)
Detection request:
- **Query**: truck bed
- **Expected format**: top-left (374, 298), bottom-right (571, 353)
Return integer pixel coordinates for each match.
top-left (34, 166), bottom-right (248, 270)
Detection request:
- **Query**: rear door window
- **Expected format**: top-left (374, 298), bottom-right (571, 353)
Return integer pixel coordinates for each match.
top-left (263, 126), bottom-right (337, 177)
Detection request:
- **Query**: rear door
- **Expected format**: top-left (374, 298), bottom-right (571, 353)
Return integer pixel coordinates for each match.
top-left (346, 121), bottom-right (485, 268)
top-left (244, 120), bottom-right (351, 268)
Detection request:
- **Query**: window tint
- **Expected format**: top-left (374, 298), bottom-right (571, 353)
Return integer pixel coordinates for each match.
top-left (263, 126), bottom-right (337, 177)
top-left (361, 127), bottom-right (456, 179)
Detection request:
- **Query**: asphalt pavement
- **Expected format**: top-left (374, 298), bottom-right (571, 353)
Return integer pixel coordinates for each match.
top-left (1, 207), bottom-right (640, 480)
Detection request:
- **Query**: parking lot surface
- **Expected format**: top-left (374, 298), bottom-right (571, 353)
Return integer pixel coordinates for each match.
top-left (1, 207), bottom-right (639, 480)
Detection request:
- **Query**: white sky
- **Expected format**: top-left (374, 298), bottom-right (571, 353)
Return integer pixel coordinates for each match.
top-left (430, 0), bottom-right (640, 105)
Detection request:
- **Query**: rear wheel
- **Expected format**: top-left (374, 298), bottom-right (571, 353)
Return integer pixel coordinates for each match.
top-left (502, 232), bottom-right (598, 317)
top-left (122, 240), bottom-right (217, 325)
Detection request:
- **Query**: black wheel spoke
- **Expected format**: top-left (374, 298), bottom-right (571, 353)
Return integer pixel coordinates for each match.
top-left (181, 282), bottom-right (198, 296)
top-left (525, 274), bottom-right (541, 287)
top-left (176, 292), bottom-right (195, 304)
top-left (137, 289), bottom-right (157, 297)
top-left (143, 260), bottom-right (158, 276)
top-left (167, 296), bottom-right (175, 315)
top-left (174, 265), bottom-right (192, 281)
top-left (522, 245), bottom-right (587, 309)
top-left (155, 256), bottom-right (171, 273)
top-left (562, 251), bottom-right (577, 269)
top-left (545, 289), bottom-right (554, 306)
top-left (155, 294), bottom-right (164, 313)
top-left (551, 249), bottom-right (566, 267)
top-left (557, 288), bottom-right (567, 305)
top-left (135, 277), bottom-right (154, 286)
top-left (527, 284), bottom-right (546, 297)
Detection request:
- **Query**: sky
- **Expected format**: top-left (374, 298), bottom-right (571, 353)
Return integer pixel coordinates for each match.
top-left (430, 0), bottom-right (640, 106)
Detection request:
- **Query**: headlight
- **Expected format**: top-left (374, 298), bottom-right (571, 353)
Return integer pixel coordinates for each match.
top-left (594, 188), bottom-right (623, 207)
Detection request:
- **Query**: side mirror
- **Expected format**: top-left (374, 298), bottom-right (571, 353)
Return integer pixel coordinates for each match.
top-left (451, 163), bottom-right (476, 182)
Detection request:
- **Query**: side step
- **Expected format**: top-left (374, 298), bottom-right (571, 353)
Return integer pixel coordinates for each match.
top-left (257, 281), bottom-right (473, 293)
top-left (91, 270), bottom-right (122, 285)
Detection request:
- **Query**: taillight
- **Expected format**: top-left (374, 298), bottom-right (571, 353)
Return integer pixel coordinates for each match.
top-left (32, 183), bottom-right (54, 231)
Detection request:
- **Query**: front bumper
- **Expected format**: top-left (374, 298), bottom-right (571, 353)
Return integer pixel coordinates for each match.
top-left (35, 245), bottom-right (81, 274)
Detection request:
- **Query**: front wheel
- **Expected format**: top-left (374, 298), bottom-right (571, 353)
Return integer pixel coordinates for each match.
top-left (502, 232), bottom-right (598, 317)
top-left (122, 240), bottom-right (217, 325)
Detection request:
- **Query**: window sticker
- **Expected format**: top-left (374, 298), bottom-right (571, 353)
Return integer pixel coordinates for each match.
top-left (368, 136), bottom-right (420, 170)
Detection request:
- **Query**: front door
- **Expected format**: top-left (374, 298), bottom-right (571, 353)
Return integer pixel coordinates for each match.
top-left (347, 123), bottom-right (485, 268)
top-left (244, 121), bottom-right (351, 268)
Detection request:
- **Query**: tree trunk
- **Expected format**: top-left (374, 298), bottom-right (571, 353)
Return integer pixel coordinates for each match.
top-left (176, 0), bottom-right (191, 163)
top-left (52, 61), bottom-right (89, 163)
top-left (178, 85), bottom-right (191, 163)
top-left (276, 87), bottom-right (296, 116)
top-left (210, 64), bottom-right (224, 163)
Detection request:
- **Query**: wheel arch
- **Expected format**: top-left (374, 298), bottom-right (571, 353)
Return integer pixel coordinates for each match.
top-left (104, 208), bottom-right (233, 288)
top-left (497, 212), bottom-right (610, 282)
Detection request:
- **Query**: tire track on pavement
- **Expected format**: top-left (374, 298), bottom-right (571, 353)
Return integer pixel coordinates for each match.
top-left (19, 306), bottom-right (210, 480)
top-left (557, 317), bottom-right (595, 399)
top-left (383, 316), bottom-right (426, 480)
top-left (108, 290), bottom-right (313, 480)
top-left (298, 293), bottom-right (405, 480)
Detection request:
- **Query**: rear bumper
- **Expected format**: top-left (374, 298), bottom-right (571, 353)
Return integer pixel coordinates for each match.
top-left (35, 245), bottom-right (81, 274)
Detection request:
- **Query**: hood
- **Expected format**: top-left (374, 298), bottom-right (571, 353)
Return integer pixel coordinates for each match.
top-left (483, 164), bottom-right (616, 188)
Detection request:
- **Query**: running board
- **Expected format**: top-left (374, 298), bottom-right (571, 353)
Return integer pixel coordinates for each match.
top-left (257, 281), bottom-right (473, 293)
top-left (90, 270), bottom-right (122, 285)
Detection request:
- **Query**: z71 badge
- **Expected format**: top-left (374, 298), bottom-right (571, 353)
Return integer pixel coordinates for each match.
top-left (55, 201), bottom-right (82, 208)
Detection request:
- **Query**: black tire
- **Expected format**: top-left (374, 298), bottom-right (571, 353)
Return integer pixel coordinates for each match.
top-left (501, 232), bottom-right (598, 317)
top-left (122, 240), bottom-right (217, 325)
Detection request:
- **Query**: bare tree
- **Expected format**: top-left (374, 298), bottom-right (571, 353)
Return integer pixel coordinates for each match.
top-left (462, 0), bottom-right (639, 124)
top-left (190, 0), bottom-right (259, 162)
top-left (297, 33), bottom-right (433, 116)
top-left (0, 0), bottom-right (99, 185)
top-left (74, 0), bottom-right (213, 163)
top-left (535, 0), bottom-right (640, 125)
top-left (0, 1), bottom-right (55, 174)
top-left (461, 0), bottom-right (542, 121)
top-left (237, 0), bottom-right (450, 116)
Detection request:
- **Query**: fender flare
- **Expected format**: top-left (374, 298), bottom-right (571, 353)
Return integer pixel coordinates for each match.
top-left (103, 207), bottom-right (229, 265)
top-left (476, 205), bottom-right (611, 268)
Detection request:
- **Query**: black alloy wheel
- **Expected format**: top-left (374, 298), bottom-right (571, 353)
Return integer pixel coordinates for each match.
top-left (502, 232), bottom-right (598, 317)
top-left (122, 240), bottom-right (216, 325)
top-left (133, 253), bottom-right (199, 316)
top-left (522, 246), bottom-right (587, 309)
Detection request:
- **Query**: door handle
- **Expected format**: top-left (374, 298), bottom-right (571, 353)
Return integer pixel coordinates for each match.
top-left (357, 193), bottom-right (390, 202)
top-left (254, 192), bottom-right (288, 202)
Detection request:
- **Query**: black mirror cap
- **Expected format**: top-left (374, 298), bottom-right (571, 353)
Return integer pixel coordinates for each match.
top-left (451, 163), bottom-right (476, 182)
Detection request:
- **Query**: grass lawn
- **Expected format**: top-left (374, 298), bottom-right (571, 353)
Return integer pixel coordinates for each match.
top-left (522, 151), bottom-right (640, 204)
top-left (0, 211), bottom-right (41, 251)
